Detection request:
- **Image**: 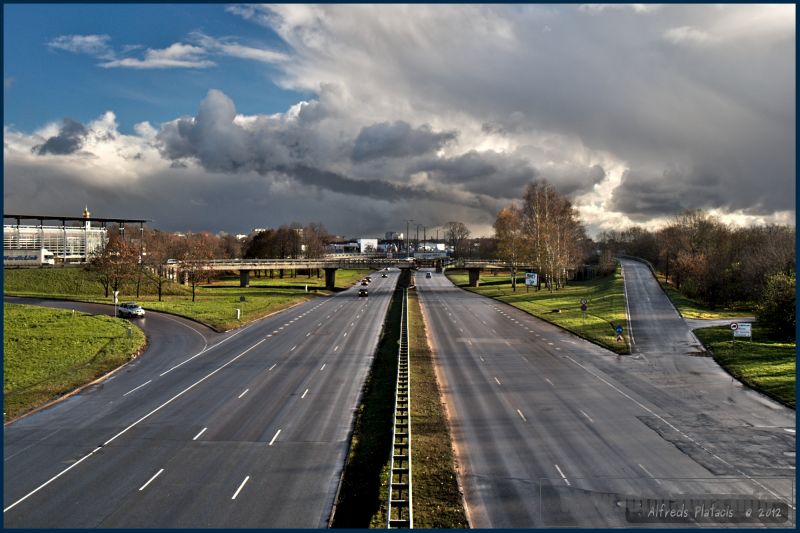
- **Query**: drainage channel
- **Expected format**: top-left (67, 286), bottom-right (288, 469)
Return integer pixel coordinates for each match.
top-left (387, 288), bottom-right (413, 528)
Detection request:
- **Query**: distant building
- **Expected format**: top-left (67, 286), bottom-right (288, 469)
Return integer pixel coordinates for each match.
top-left (3, 207), bottom-right (108, 264)
top-left (385, 231), bottom-right (403, 240)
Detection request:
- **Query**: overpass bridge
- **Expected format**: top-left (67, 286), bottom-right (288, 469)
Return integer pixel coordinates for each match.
top-left (169, 256), bottom-right (524, 289)
top-left (171, 256), bottom-right (450, 289)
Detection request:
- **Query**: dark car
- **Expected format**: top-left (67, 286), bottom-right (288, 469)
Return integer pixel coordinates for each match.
top-left (358, 288), bottom-right (368, 297)
top-left (425, 272), bottom-right (432, 279)
top-left (365, 276), bottom-right (372, 282)
top-left (118, 302), bottom-right (145, 318)
top-left (361, 280), bottom-right (368, 286)
top-left (381, 273), bottom-right (388, 278)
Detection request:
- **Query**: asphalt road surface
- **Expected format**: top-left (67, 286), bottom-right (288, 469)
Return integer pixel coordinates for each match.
top-left (416, 267), bottom-right (795, 528)
top-left (4, 270), bottom-right (398, 527)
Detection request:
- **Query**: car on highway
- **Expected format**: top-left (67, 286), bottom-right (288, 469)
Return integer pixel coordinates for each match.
top-left (358, 288), bottom-right (368, 297)
top-left (425, 272), bottom-right (432, 278)
top-left (381, 273), bottom-right (387, 278)
top-left (361, 280), bottom-right (368, 286)
top-left (365, 276), bottom-right (372, 282)
top-left (118, 302), bottom-right (145, 318)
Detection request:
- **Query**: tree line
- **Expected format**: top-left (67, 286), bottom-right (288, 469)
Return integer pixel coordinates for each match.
top-left (598, 209), bottom-right (795, 339)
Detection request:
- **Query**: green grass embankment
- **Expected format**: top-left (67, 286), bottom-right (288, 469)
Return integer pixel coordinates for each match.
top-left (693, 325), bottom-right (795, 408)
top-left (4, 267), bottom-right (369, 331)
top-left (407, 288), bottom-right (469, 528)
top-left (655, 273), bottom-right (753, 319)
top-left (4, 303), bottom-right (147, 421)
top-left (446, 267), bottom-right (630, 354)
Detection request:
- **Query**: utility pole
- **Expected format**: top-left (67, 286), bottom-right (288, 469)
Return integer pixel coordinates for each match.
top-left (405, 219), bottom-right (414, 258)
top-left (423, 226), bottom-right (426, 252)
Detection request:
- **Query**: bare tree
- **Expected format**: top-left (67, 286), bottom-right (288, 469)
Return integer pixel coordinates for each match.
top-left (141, 229), bottom-right (182, 302)
top-left (86, 233), bottom-right (139, 298)
top-left (494, 205), bottom-right (527, 291)
top-left (180, 232), bottom-right (216, 302)
top-left (445, 221), bottom-right (471, 258)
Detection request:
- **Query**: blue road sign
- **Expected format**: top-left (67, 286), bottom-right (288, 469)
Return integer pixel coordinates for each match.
top-left (615, 325), bottom-right (624, 334)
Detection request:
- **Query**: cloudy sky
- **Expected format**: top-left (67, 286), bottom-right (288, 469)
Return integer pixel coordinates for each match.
top-left (4, 4), bottom-right (795, 238)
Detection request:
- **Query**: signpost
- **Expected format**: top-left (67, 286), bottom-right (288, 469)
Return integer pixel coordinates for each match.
top-left (525, 272), bottom-right (538, 292)
top-left (580, 298), bottom-right (588, 320)
top-left (732, 322), bottom-right (752, 338)
top-left (113, 290), bottom-right (119, 318)
top-left (615, 324), bottom-right (624, 342)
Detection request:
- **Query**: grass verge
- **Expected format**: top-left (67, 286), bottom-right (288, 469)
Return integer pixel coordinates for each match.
top-left (4, 303), bottom-right (147, 421)
top-left (446, 267), bottom-right (630, 354)
top-left (693, 325), bottom-right (795, 408)
top-left (331, 285), bottom-right (402, 528)
top-left (407, 288), bottom-right (469, 528)
top-left (655, 273), bottom-right (754, 319)
top-left (5, 267), bottom-right (369, 331)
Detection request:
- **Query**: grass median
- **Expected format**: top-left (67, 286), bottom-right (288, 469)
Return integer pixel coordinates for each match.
top-left (446, 267), bottom-right (630, 354)
top-left (693, 325), bottom-right (795, 408)
top-left (407, 288), bottom-right (469, 528)
top-left (4, 267), bottom-right (369, 331)
top-left (4, 303), bottom-right (147, 421)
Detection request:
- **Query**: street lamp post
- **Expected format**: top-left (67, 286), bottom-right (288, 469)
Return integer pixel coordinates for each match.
top-left (405, 219), bottom-right (414, 258)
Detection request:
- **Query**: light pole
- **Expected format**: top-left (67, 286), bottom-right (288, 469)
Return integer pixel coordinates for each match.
top-left (422, 226), bottom-right (426, 253)
top-left (415, 224), bottom-right (423, 256)
top-left (405, 219), bottom-right (414, 258)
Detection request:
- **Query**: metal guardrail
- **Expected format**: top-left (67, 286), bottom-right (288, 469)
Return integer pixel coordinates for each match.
top-left (387, 288), bottom-right (413, 528)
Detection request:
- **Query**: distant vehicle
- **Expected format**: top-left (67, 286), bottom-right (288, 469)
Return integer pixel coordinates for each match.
top-left (381, 273), bottom-right (388, 278)
top-left (361, 281), bottom-right (368, 286)
top-left (365, 276), bottom-right (372, 282)
top-left (166, 258), bottom-right (179, 264)
top-left (358, 288), bottom-right (369, 297)
top-left (118, 302), bottom-right (146, 318)
top-left (425, 272), bottom-right (432, 278)
top-left (3, 248), bottom-right (55, 267)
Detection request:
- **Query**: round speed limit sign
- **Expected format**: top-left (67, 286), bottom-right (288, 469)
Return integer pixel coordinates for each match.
top-left (730, 323), bottom-right (738, 330)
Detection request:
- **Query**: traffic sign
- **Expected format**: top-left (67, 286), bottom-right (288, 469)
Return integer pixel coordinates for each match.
top-left (615, 325), bottom-right (624, 334)
top-left (730, 322), bottom-right (738, 330)
top-left (580, 303), bottom-right (587, 312)
top-left (580, 299), bottom-right (588, 305)
top-left (733, 323), bottom-right (752, 338)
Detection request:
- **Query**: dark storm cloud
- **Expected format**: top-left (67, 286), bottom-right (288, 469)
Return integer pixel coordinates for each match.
top-left (351, 121), bottom-right (456, 161)
top-left (32, 118), bottom-right (88, 155)
top-left (609, 167), bottom-right (730, 220)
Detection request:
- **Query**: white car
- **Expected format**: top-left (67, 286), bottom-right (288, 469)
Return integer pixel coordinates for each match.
top-left (118, 302), bottom-right (145, 318)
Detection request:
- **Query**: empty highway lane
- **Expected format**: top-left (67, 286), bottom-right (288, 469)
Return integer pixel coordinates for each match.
top-left (416, 269), bottom-right (794, 528)
top-left (4, 271), bottom-right (398, 527)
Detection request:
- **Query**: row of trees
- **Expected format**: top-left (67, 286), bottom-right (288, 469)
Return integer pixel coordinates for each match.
top-left (598, 209), bottom-right (795, 307)
top-left (241, 223), bottom-right (329, 260)
top-left (494, 179), bottom-right (590, 291)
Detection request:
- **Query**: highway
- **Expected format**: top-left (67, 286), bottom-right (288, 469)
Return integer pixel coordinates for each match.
top-left (4, 270), bottom-right (399, 527)
top-left (415, 268), bottom-right (795, 528)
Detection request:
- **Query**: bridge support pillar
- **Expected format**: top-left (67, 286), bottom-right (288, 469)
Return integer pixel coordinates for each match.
top-left (240, 270), bottom-right (250, 288)
top-left (435, 260), bottom-right (443, 274)
top-left (467, 267), bottom-right (481, 287)
top-left (324, 267), bottom-right (337, 291)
